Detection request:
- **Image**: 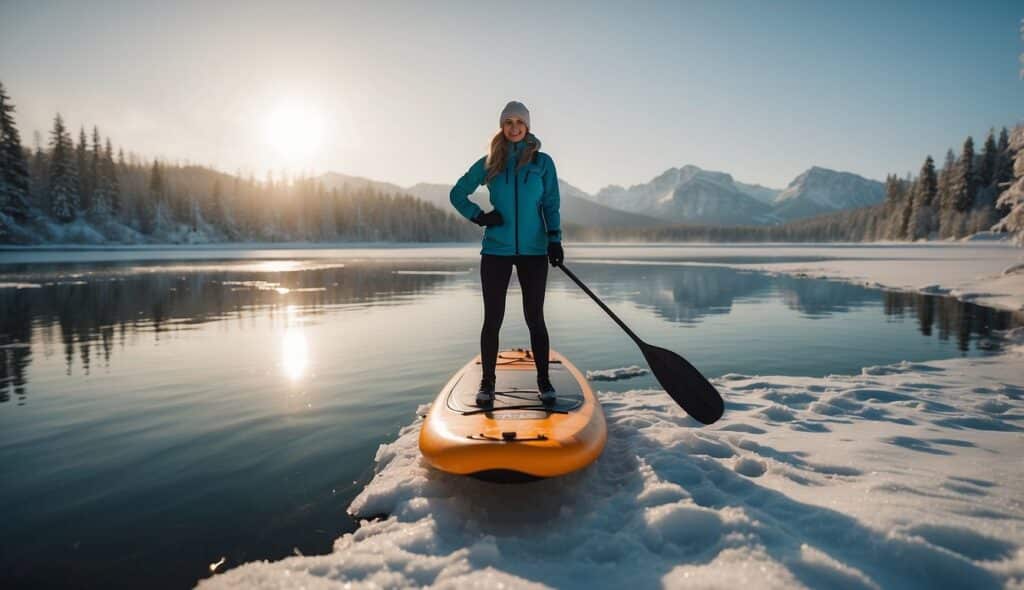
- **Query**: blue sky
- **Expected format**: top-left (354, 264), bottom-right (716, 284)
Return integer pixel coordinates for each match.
top-left (1, 0), bottom-right (1021, 194)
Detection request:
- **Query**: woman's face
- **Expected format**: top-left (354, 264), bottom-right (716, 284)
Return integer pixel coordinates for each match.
top-left (502, 117), bottom-right (527, 143)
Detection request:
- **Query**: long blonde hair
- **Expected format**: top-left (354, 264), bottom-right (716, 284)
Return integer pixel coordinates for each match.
top-left (484, 131), bottom-right (541, 184)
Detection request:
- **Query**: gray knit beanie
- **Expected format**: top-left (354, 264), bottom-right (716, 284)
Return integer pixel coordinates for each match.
top-left (499, 101), bottom-right (530, 129)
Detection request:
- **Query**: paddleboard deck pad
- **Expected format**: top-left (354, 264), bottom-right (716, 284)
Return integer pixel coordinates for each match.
top-left (419, 348), bottom-right (607, 481)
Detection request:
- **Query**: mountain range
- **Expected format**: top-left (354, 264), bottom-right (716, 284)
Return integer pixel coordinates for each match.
top-left (318, 164), bottom-right (884, 228)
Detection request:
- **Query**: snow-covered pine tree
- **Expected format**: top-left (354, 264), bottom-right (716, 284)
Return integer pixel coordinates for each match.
top-left (951, 136), bottom-right (976, 213)
top-left (882, 174), bottom-right (909, 239)
top-left (995, 128), bottom-right (1014, 201)
top-left (48, 114), bottom-right (79, 222)
top-left (993, 126), bottom-right (1024, 243)
top-left (908, 155), bottom-right (937, 240)
top-left (935, 148), bottom-right (957, 237)
top-left (937, 149), bottom-right (956, 209)
top-left (0, 81), bottom-right (31, 221)
top-left (979, 130), bottom-right (998, 188)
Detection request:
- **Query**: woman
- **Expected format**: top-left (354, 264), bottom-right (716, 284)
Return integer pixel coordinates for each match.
top-left (449, 100), bottom-right (564, 408)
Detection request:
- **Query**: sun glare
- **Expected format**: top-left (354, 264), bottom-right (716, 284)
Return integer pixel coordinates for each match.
top-left (263, 100), bottom-right (325, 162)
top-left (282, 326), bottom-right (309, 382)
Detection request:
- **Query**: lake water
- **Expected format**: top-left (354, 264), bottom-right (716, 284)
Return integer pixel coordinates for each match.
top-left (0, 245), bottom-right (1018, 588)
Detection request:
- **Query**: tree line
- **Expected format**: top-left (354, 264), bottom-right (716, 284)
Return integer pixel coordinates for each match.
top-left (0, 81), bottom-right (477, 244)
top-left (2, 78), bottom-right (1021, 245)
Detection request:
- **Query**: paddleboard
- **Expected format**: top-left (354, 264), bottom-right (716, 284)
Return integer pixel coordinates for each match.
top-left (419, 348), bottom-right (607, 482)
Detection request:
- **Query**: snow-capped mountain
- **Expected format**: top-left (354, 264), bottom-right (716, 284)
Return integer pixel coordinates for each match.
top-left (318, 173), bottom-right (662, 229)
top-left (403, 179), bottom-right (661, 229)
top-left (586, 165), bottom-right (883, 226)
top-left (316, 164), bottom-right (884, 230)
top-left (591, 165), bottom-right (775, 226)
top-left (734, 180), bottom-right (781, 205)
top-left (771, 166), bottom-right (885, 221)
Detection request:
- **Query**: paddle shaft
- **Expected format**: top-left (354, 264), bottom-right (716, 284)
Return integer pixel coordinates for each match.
top-left (556, 263), bottom-right (644, 347)
top-left (556, 261), bottom-right (726, 424)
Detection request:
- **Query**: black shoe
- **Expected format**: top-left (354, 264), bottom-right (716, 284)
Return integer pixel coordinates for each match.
top-left (476, 376), bottom-right (496, 407)
top-left (537, 375), bottom-right (556, 404)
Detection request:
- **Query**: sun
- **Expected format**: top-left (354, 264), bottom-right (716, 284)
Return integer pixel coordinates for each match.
top-left (263, 100), bottom-right (325, 162)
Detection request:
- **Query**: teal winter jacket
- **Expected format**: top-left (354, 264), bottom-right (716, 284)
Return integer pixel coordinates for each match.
top-left (449, 139), bottom-right (561, 256)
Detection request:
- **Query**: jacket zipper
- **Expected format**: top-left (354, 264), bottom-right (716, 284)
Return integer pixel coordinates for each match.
top-left (514, 164), bottom-right (519, 254)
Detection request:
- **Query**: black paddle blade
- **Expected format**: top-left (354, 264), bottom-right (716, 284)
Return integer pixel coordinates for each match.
top-left (640, 342), bottom-right (724, 425)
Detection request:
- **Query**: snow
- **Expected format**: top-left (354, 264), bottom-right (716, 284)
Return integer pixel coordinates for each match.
top-left (586, 365), bottom-right (649, 381)
top-left (960, 231), bottom-right (1011, 242)
top-left (772, 167), bottom-right (884, 212)
top-left (721, 243), bottom-right (1024, 313)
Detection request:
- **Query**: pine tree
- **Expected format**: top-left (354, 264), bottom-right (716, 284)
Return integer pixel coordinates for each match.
top-left (993, 126), bottom-right (1024, 242)
top-left (76, 126), bottom-right (92, 211)
top-left (207, 177), bottom-right (223, 227)
top-left (937, 149), bottom-right (956, 210)
top-left (0, 81), bottom-right (31, 220)
top-left (29, 130), bottom-right (48, 211)
top-left (104, 138), bottom-right (120, 215)
top-left (88, 126), bottom-right (108, 217)
top-left (951, 136), bottom-right (976, 212)
top-left (882, 174), bottom-right (911, 238)
top-left (48, 114), bottom-right (79, 222)
top-left (149, 159), bottom-right (163, 200)
top-left (897, 175), bottom-right (913, 238)
top-left (995, 127), bottom-right (1015, 193)
top-left (979, 130), bottom-right (998, 188)
top-left (146, 159), bottom-right (165, 233)
top-left (907, 155), bottom-right (937, 240)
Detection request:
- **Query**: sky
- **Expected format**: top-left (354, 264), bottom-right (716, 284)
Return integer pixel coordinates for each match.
top-left (1, 0), bottom-right (1022, 195)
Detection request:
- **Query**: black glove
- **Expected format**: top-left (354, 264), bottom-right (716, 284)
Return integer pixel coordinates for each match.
top-left (472, 210), bottom-right (504, 227)
top-left (547, 241), bottom-right (564, 267)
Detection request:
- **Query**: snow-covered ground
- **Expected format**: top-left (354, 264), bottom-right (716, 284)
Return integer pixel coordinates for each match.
top-left (586, 365), bottom-right (649, 381)
top-left (569, 241), bottom-right (1024, 313)
top-left (728, 243), bottom-right (1024, 314)
top-left (197, 245), bottom-right (1024, 590)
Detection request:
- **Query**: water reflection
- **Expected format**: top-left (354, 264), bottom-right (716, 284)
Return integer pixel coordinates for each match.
top-left (574, 262), bottom-right (1019, 352)
top-left (0, 259), bottom-right (1020, 404)
top-left (774, 275), bottom-right (877, 317)
top-left (575, 265), bottom-right (769, 323)
top-left (0, 260), bottom-right (462, 403)
top-left (882, 291), bottom-right (1014, 352)
top-left (282, 322), bottom-right (309, 382)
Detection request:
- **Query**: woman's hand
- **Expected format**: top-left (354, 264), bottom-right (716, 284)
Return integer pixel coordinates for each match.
top-left (547, 242), bottom-right (564, 267)
top-left (472, 210), bottom-right (504, 227)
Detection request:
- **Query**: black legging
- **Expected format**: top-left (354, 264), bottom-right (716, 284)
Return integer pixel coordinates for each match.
top-left (480, 254), bottom-right (549, 381)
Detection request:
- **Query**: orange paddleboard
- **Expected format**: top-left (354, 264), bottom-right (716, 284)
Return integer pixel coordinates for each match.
top-left (419, 348), bottom-right (606, 481)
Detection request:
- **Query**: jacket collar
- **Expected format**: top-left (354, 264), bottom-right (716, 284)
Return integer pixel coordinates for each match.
top-left (507, 138), bottom-right (527, 155)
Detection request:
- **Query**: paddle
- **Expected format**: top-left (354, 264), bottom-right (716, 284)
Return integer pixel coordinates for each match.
top-left (556, 262), bottom-right (725, 425)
